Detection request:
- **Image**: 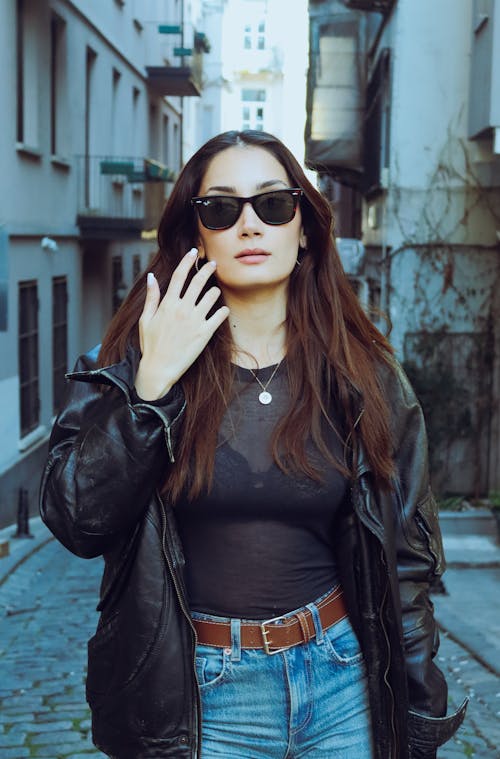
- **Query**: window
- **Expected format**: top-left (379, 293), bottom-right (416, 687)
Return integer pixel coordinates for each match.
top-left (242, 19), bottom-right (266, 50)
top-left (242, 89), bottom-right (266, 102)
top-left (18, 280), bottom-right (39, 436)
top-left (112, 255), bottom-right (125, 314)
top-left (348, 277), bottom-right (361, 298)
top-left (257, 21), bottom-right (265, 50)
top-left (368, 278), bottom-right (381, 312)
top-left (149, 102), bottom-right (159, 159)
top-left (84, 47), bottom-right (97, 207)
top-left (132, 86), bottom-right (140, 154)
top-left (244, 24), bottom-right (251, 49)
top-left (241, 90), bottom-right (266, 131)
top-left (133, 254), bottom-right (142, 281)
top-left (363, 49), bottom-right (391, 196)
top-left (162, 114), bottom-right (169, 165)
top-left (16, 0), bottom-right (39, 147)
top-left (173, 122), bottom-right (179, 169)
top-left (50, 12), bottom-right (66, 155)
top-left (111, 68), bottom-right (121, 153)
top-left (52, 276), bottom-right (68, 414)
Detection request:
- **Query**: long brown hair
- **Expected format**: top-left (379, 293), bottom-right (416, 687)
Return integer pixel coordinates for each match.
top-left (99, 130), bottom-right (394, 502)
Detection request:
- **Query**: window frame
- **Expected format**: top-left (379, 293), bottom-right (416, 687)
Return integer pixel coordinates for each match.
top-left (18, 280), bottom-right (39, 437)
top-left (52, 276), bottom-right (68, 415)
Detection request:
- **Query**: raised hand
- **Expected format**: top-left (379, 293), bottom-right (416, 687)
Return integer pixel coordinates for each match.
top-left (134, 248), bottom-right (229, 400)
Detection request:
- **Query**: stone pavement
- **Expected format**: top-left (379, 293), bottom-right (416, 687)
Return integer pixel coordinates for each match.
top-left (0, 518), bottom-right (499, 758)
top-left (0, 527), bottom-right (105, 759)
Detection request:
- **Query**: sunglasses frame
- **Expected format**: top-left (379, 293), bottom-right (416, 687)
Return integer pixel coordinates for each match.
top-left (191, 188), bottom-right (303, 230)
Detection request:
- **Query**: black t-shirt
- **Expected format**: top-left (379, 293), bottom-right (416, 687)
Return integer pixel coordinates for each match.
top-left (175, 361), bottom-right (348, 619)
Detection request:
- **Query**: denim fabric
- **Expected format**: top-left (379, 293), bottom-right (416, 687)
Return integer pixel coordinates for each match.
top-left (192, 591), bottom-right (373, 758)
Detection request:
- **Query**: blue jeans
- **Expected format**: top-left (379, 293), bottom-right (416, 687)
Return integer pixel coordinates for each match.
top-left (192, 590), bottom-right (374, 758)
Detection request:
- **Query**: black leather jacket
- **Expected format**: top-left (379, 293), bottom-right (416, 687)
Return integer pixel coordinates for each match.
top-left (40, 345), bottom-right (467, 759)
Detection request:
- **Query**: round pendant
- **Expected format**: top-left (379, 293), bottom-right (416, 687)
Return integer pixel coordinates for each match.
top-left (258, 390), bottom-right (273, 405)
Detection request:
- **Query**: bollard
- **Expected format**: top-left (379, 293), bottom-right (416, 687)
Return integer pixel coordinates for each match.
top-left (12, 488), bottom-right (34, 539)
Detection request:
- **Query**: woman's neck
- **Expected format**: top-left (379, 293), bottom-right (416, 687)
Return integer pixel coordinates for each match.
top-left (223, 287), bottom-right (287, 368)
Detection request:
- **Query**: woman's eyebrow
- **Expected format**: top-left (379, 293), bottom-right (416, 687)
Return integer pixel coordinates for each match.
top-left (204, 179), bottom-right (288, 194)
top-left (257, 179), bottom-right (288, 190)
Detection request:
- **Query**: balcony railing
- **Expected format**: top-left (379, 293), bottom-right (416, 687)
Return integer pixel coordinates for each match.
top-left (76, 155), bottom-right (175, 239)
top-left (147, 22), bottom-right (205, 96)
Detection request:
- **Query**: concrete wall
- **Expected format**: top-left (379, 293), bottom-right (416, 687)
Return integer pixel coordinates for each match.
top-left (359, 0), bottom-right (500, 494)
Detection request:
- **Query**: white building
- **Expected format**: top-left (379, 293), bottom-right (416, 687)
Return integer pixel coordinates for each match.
top-left (0, 0), bottom-right (206, 528)
top-left (306, 0), bottom-right (500, 495)
top-left (190, 0), bottom-right (309, 162)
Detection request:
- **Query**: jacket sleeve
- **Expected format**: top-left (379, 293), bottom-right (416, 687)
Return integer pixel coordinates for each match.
top-left (386, 359), bottom-right (467, 753)
top-left (39, 350), bottom-right (185, 559)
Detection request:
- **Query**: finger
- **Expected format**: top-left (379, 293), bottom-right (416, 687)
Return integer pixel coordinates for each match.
top-left (183, 260), bottom-right (217, 305)
top-left (205, 305), bottom-right (230, 334)
top-left (196, 285), bottom-right (222, 315)
top-left (167, 248), bottom-right (198, 298)
top-left (140, 272), bottom-right (161, 324)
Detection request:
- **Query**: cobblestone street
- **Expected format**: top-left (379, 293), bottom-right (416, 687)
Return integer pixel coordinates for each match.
top-left (0, 537), bottom-right (499, 758)
top-left (0, 540), bottom-right (105, 758)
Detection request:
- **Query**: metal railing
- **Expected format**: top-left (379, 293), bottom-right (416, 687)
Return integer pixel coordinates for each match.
top-left (76, 155), bottom-right (173, 220)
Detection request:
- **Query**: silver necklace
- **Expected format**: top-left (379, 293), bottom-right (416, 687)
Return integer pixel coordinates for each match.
top-left (249, 360), bottom-right (283, 405)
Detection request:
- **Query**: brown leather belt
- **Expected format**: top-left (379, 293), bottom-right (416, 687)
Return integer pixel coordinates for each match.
top-left (192, 586), bottom-right (347, 655)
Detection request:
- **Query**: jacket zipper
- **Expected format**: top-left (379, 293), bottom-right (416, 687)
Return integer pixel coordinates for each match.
top-left (378, 548), bottom-right (398, 759)
top-left (157, 491), bottom-right (202, 758)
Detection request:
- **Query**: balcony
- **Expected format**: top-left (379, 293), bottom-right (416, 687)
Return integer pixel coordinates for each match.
top-left (305, 7), bottom-right (367, 183)
top-left (76, 156), bottom-right (175, 239)
top-left (146, 23), bottom-right (206, 96)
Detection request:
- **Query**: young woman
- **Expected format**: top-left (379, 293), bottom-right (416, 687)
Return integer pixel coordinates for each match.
top-left (40, 130), bottom-right (466, 759)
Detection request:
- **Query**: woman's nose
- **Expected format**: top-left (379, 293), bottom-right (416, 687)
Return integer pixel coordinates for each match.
top-left (237, 200), bottom-right (263, 235)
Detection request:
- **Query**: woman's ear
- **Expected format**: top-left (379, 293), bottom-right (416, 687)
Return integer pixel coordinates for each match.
top-left (299, 228), bottom-right (308, 250)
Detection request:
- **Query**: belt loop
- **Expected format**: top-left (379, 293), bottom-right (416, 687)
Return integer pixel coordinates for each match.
top-left (230, 618), bottom-right (242, 662)
top-left (306, 602), bottom-right (324, 645)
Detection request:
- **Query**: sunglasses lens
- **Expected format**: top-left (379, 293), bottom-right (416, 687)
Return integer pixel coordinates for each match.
top-left (254, 191), bottom-right (296, 224)
top-left (197, 197), bottom-right (240, 229)
top-left (194, 190), bottom-right (300, 229)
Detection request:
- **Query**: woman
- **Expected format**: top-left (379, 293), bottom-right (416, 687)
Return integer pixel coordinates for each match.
top-left (40, 130), bottom-right (466, 759)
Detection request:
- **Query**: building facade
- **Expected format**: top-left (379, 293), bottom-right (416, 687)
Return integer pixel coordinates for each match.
top-left (305, 0), bottom-right (500, 495)
top-left (0, 0), bottom-right (206, 528)
top-left (194, 0), bottom-right (310, 163)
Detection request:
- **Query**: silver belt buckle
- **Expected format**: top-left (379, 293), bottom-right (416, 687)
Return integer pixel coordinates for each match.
top-left (260, 613), bottom-right (295, 656)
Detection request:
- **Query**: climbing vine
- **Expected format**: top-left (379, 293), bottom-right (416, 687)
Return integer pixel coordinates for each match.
top-left (385, 115), bottom-right (500, 495)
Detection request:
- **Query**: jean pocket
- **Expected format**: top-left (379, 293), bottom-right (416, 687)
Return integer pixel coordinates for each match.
top-left (195, 644), bottom-right (232, 689)
top-left (323, 616), bottom-right (364, 665)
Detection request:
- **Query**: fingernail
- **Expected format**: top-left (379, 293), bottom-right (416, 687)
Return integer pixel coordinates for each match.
top-left (209, 260), bottom-right (216, 267)
top-left (147, 272), bottom-right (155, 287)
top-left (188, 247), bottom-right (198, 256)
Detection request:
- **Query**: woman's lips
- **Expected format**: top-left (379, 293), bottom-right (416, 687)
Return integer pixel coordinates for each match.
top-left (235, 249), bottom-right (270, 264)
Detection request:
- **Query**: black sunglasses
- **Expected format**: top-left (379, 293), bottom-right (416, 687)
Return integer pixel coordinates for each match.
top-left (191, 188), bottom-right (303, 230)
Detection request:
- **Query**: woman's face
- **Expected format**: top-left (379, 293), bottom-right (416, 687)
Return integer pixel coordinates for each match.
top-left (195, 145), bottom-right (305, 295)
